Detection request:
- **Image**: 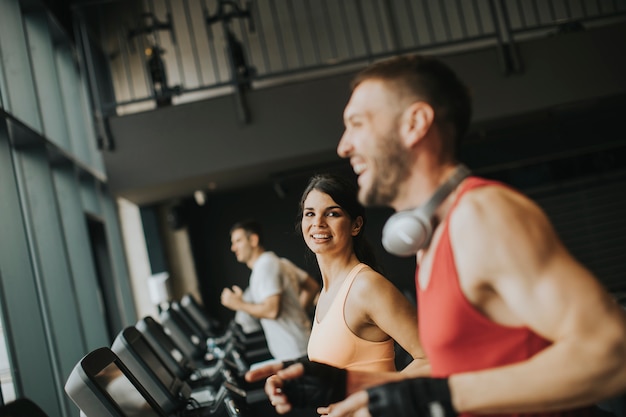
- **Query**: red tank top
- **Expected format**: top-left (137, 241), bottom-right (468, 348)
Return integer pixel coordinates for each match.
top-left (417, 177), bottom-right (591, 417)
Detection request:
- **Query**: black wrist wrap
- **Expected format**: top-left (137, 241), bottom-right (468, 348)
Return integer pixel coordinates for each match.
top-left (281, 359), bottom-right (347, 408)
top-left (281, 355), bottom-right (308, 369)
top-left (367, 378), bottom-right (456, 417)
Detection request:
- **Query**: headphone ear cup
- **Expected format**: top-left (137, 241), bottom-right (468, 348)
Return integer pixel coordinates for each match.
top-left (380, 164), bottom-right (471, 257)
top-left (382, 209), bottom-right (433, 257)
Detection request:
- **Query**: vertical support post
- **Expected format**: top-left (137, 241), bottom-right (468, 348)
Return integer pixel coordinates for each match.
top-left (488, 0), bottom-right (524, 75)
top-left (206, 0), bottom-right (255, 125)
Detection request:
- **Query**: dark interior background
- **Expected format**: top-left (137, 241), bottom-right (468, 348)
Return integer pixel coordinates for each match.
top-left (163, 93), bottom-right (626, 324)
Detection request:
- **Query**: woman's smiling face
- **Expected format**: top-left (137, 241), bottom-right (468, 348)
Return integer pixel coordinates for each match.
top-left (301, 189), bottom-right (357, 256)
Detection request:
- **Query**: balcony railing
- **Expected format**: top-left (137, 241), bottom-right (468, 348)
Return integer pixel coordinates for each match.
top-left (72, 0), bottom-right (626, 119)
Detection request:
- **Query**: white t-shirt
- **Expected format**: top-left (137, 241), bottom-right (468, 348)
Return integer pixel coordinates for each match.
top-left (279, 257), bottom-right (311, 295)
top-left (247, 251), bottom-right (311, 360)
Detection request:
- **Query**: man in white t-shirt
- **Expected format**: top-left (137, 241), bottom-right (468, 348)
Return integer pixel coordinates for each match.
top-left (221, 219), bottom-right (318, 361)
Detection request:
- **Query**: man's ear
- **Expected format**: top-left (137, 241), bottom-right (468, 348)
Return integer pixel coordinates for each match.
top-left (401, 101), bottom-right (434, 148)
top-left (352, 216), bottom-right (364, 236)
top-left (249, 233), bottom-right (260, 247)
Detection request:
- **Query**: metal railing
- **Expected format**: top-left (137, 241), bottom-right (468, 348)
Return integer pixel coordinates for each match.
top-left (72, 0), bottom-right (626, 118)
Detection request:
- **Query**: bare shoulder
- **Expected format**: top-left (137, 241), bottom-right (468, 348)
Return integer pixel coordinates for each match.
top-left (351, 266), bottom-right (393, 292)
top-left (449, 184), bottom-right (562, 284)
top-left (349, 266), bottom-right (406, 307)
top-left (451, 184), bottom-right (555, 242)
top-left (453, 184), bottom-right (540, 219)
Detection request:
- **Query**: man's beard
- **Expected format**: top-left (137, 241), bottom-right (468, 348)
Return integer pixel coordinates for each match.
top-left (361, 131), bottom-right (411, 207)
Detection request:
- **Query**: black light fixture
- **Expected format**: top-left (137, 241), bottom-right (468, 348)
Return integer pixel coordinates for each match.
top-left (128, 13), bottom-right (181, 107)
top-left (145, 44), bottom-right (171, 107)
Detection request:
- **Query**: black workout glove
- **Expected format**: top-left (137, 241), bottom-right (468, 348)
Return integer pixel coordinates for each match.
top-left (280, 358), bottom-right (347, 408)
top-left (367, 378), bottom-right (456, 417)
top-left (281, 355), bottom-right (308, 369)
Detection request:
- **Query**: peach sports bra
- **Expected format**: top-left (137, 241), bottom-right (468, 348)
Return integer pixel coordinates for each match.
top-left (307, 263), bottom-right (396, 372)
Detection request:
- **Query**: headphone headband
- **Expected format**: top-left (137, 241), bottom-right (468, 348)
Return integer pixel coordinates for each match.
top-left (420, 164), bottom-right (472, 216)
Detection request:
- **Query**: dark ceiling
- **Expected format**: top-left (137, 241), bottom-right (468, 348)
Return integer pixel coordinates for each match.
top-left (46, 0), bottom-right (626, 206)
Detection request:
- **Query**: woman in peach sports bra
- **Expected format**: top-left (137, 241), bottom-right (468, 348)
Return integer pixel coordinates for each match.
top-left (297, 173), bottom-right (428, 375)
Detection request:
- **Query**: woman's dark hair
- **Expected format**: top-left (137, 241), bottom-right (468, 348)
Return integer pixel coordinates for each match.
top-left (297, 173), bottom-right (380, 272)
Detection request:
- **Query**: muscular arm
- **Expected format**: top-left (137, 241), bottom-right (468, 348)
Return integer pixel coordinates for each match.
top-left (240, 293), bottom-right (282, 320)
top-left (222, 286), bottom-right (282, 320)
top-left (447, 186), bottom-right (626, 413)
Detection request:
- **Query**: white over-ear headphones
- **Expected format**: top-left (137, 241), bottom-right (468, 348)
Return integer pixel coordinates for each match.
top-left (381, 164), bottom-right (472, 257)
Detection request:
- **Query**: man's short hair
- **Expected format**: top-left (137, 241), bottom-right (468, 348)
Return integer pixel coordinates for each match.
top-left (351, 54), bottom-right (472, 159)
top-left (230, 219), bottom-right (264, 246)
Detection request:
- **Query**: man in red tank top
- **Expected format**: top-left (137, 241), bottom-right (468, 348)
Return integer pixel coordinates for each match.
top-left (247, 54), bottom-right (626, 417)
